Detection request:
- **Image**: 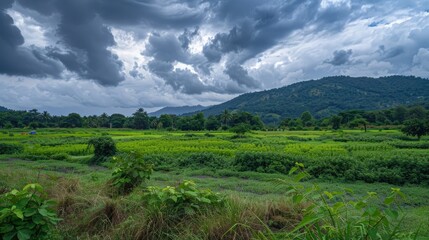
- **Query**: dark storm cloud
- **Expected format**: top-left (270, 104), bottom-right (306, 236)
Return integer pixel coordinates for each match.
top-left (325, 49), bottom-right (353, 66)
top-left (203, 0), bottom-right (340, 64)
top-left (147, 59), bottom-right (207, 94)
top-left (224, 64), bottom-right (260, 89)
top-left (178, 27), bottom-right (199, 50)
top-left (0, 7), bottom-right (63, 77)
top-left (12, 0), bottom-right (207, 86)
top-left (96, 0), bottom-right (206, 28)
top-left (144, 33), bottom-right (190, 63)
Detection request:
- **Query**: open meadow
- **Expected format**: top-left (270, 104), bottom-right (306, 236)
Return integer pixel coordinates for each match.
top-left (1, 128), bottom-right (429, 239)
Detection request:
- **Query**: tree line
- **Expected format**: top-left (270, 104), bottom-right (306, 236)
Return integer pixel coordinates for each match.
top-left (1, 104), bottom-right (428, 138)
top-left (0, 108), bottom-right (264, 131)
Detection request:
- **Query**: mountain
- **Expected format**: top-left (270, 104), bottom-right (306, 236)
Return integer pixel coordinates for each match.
top-left (197, 76), bottom-right (429, 124)
top-left (149, 105), bottom-right (208, 117)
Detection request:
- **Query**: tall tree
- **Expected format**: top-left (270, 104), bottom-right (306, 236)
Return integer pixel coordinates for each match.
top-left (300, 111), bottom-right (313, 126)
top-left (220, 110), bottom-right (231, 127)
top-left (110, 114), bottom-right (126, 128)
top-left (133, 108), bottom-right (149, 129)
top-left (66, 113), bottom-right (83, 128)
top-left (402, 119), bottom-right (428, 140)
top-left (331, 115), bottom-right (342, 130)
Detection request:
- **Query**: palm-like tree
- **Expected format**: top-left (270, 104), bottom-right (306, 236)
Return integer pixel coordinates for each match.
top-left (220, 109), bottom-right (231, 127)
top-left (42, 111), bottom-right (51, 126)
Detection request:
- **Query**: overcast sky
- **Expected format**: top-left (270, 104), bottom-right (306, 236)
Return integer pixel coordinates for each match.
top-left (1, 0), bottom-right (429, 115)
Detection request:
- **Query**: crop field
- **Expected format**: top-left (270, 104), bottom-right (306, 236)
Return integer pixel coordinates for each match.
top-left (1, 128), bottom-right (429, 239)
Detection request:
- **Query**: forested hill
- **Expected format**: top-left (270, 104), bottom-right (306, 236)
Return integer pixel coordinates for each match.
top-left (149, 105), bottom-right (208, 117)
top-left (0, 106), bottom-right (10, 112)
top-left (198, 76), bottom-right (429, 122)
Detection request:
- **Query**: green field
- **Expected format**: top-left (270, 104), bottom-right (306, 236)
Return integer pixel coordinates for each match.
top-left (1, 128), bottom-right (429, 239)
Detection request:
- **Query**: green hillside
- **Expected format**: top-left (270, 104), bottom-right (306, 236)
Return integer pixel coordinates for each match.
top-left (0, 106), bottom-right (10, 112)
top-left (199, 76), bottom-right (429, 123)
top-left (149, 105), bottom-right (208, 117)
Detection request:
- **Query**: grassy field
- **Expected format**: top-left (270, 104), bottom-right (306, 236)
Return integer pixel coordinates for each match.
top-left (1, 128), bottom-right (428, 239)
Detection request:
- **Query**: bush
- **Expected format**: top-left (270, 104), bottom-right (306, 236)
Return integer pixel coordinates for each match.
top-left (0, 184), bottom-right (60, 240)
top-left (0, 143), bottom-right (24, 154)
top-left (233, 152), bottom-right (295, 173)
top-left (278, 164), bottom-right (418, 239)
top-left (110, 152), bottom-right (153, 195)
top-left (230, 123), bottom-right (250, 136)
top-left (87, 136), bottom-right (116, 165)
top-left (177, 153), bottom-right (228, 169)
top-left (143, 181), bottom-right (224, 217)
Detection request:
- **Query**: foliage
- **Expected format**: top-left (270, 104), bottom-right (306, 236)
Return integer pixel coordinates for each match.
top-left (402, 118), bottom-right (429, 140)
top-left (280, 163), bottom-right (418, 239)
top-left (229, 123), bottom-right (251, 136)
top-left (110, 152), bottom-right (153, 195)
top-left (0, 143), bottom-right (23, 155)
top-left (0, 184), bottom-right (60, 240)
top-left (143, 181), bottom-right (224, 217)
top-left (233, 152), bottom-right (295, 173)
top-left (177, 152), bottom-right (228, 169)
top-left (87, 136), bottom-right (116, 165)
top-left (132, 108), bottom-right (150, 130)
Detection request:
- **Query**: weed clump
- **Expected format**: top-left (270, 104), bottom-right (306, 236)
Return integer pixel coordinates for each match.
top-left (109, 152), bottom-right (153, 196)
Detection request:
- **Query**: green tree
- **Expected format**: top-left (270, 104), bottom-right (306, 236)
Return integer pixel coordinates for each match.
top-left (220, 110), bottom-right (231, 127)
top-left (230, 123), bottom-right (251, 137)
top-left (402, 119), bottom-right (428, 140)
top-left (66, 113), bottom-right (82, 128)
top-left (192, 112), bottom-right (205, 131)
top-left (159, 114), bottom-right (173, 128)
top-left (110, 114), bottom-right (126, 128)
top-left (300, 111), bottom-right (313, 126)
top-left (99, 113), bottom-right (110, 128)
top-left (133, 108), bottom-right (149, 129)
top-left (205, 115), bottom-right (221, 130)
top-left (331, 115), bottom-right (342, 130)
top-left (349, 118), bottom-right (368, 132)
top-left (393, 106), bottom-right (407, 123)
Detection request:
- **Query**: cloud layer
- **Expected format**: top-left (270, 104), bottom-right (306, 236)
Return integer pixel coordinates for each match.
top-left (0, 0), bottom-right (429, 114)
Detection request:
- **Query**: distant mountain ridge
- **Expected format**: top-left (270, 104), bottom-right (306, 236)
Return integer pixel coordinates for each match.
top-left (195, 76), bottom-right (429, 124)
top-left (149, 105), bottom-right (208, 117)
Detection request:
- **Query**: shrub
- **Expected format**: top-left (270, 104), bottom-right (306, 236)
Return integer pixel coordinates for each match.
top-left (177, 153), bottom-right (228, 169)
top-left (0, 184), bottom-right (60, 240)
top-left (110, 152), bottom-right (153, 195)
top-left (230, 123), bottom-right (251, 137)
top-left (143, 181), bottom-right (224, 218)
top-left (87, 136), bottom-right (116, 165)
top-left (233, 152), bottom-right (295, 173)
top-left (0, 143), bottom-right (23, 154)
top-left (278, 163), bottom-right (418, 239)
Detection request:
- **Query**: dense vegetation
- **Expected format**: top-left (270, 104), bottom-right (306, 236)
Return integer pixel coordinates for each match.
top-left (0, 108), bottom-right (264, 131)
top-left (196, 76), bottom-right (429, 124)
top-left (0, 128), bottom-right (428, 239)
